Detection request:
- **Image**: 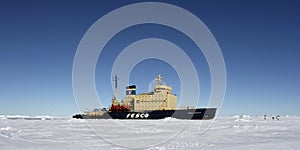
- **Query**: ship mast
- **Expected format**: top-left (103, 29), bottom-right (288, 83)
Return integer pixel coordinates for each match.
top-left (156, 74), bottom-right (163, 85)
top-left (112, 75), bottom-right (119, 101)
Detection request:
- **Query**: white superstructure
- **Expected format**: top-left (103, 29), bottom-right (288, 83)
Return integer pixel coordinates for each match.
top-left (121, 75), bottom-right (177, 112)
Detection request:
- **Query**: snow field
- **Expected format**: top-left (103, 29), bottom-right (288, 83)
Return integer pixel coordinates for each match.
top-left (0, 115), bottom-right (299, 149)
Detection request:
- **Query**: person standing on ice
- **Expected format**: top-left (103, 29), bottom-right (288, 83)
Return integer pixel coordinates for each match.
top-left (276, 115), bottom-right (280, 121)
top-left (264, 114), bottom-right (267, 120)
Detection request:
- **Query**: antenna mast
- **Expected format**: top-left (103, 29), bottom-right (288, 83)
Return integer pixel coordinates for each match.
top-left (156, 74), bottom-right (163, 85)
top-left (113, 75), bottom-right (119, 100)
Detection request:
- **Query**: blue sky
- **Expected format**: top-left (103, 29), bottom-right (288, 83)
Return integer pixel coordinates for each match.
top-left (0, 0), bottom-right (299, 116)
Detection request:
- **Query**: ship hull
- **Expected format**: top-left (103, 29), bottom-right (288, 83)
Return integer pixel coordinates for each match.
top-left (73, 108), bottom-right (216, 120)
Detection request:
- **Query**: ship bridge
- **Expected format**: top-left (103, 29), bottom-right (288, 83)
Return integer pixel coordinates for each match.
top-left (154, 74), bottom-right (172, 94)
top-left (121, 74), bottom-right (177, 112)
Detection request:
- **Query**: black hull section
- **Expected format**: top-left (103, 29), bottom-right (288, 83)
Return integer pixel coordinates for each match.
top-left (73, 108), bottom-right (216, 120)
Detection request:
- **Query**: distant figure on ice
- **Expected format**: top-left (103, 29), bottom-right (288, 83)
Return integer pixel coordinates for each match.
top-left (264, 114), bottom-right (267, 120)
top-left (272, 116), bottom-right (275, 120)
top-left (276, 115), bottom-right (280, 121)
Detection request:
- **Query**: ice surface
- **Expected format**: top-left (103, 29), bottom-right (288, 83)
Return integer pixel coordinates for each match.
top-left (0, 115), bottom-right (299, 150)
